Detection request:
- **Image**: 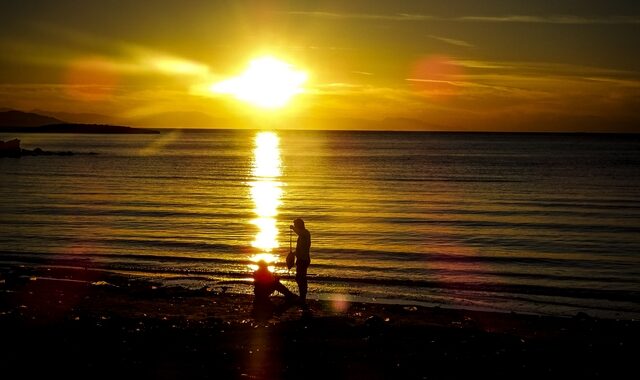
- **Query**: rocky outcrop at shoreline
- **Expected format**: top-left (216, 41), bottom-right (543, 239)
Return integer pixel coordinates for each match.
top-left (0, 138), bottom-right (95, 157)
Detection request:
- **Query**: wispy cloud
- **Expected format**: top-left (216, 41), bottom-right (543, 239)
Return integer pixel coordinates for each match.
top-left (315, 82), bottom-right (364, 89)
top-left (454, 59), bottom-right (640, 78)
top-left (406, 78), bottom-right (469, 87)
top-left (457, 15), bottom-right (640, 24)
top-left (404, 77), bottom-right (538, 97)
top-left (428, 35), bottom-right (474, 48)
top-left (582, 77), bottom-right (640, 87)
top-left (0, 25), bottom-right (213, 79)
top-left (454, 60), bottom-right (513, 70)
top-left (282, 11), bottom-right (640, 25)
top-left (281, 11), bottom-right (434, 21)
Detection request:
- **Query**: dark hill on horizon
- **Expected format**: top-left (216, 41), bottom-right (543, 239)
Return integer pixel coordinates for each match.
top-left (31, 109), bottom-right (123, 126)
top-left (0, 110), bottom-right (64, 127)
top-left (2, 123), bottom-right (159, 134)
top-left (6, 108), bottom-right (445, 131)
top-left (0, 109), bottom-right (158, 134)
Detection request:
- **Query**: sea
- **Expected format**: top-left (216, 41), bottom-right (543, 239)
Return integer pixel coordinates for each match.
top-left (1, 129), bottom-right (639, 319)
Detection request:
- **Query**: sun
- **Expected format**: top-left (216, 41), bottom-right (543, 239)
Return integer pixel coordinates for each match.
top-left (211, 56), bottom-right (308, 109)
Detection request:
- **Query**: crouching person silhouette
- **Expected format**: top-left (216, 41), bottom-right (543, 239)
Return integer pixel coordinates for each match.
top-left (252, 260), bottom-right (297, 319)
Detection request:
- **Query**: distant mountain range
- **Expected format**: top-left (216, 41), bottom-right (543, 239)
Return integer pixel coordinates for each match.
top-left (0, 108), bottom-right (445, 131)
top-left (0, 110), bottom-right (158, 134)
top-left (2, 124), bottom-right (159, 134)
top-left (0, 110), bottom-right (64, 127)
top-left (31, 109), bottom-right (123, 126)
top-left (1, 109), bottom-right (230, 129)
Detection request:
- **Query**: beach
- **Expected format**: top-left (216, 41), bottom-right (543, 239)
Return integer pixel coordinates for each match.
top-left (1, 265), bottom-right (637, 379)
top-left (2, 130), bottom-right (639, 319)
top-left (2, 1), bottom-right (640, 378)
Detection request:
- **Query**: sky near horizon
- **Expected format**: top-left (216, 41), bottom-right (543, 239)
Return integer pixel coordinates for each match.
top-left (0, 0), bottom-right (639, 131)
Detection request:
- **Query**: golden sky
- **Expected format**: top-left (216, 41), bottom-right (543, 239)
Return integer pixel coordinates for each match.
top-left (0, 0), bottom-right (639, 131)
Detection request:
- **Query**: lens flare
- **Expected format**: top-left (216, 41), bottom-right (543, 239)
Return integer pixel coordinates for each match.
top-left (408, 55), bottom-right (464, 99)
top-left (64, 57), bottom-right (119, 101)
top-left (329, 293), bottom-right (351, 313)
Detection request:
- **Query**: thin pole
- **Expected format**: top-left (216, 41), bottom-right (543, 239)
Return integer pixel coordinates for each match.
top-left (288, 227), bottom-right (292, 275)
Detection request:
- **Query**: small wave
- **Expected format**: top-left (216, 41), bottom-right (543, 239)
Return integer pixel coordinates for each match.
top-left (313, 247), bottom-right (633, 268)
top-left (307, 275), bottom-right (640, 303)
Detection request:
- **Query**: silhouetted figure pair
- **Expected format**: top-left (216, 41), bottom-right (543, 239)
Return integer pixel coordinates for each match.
top-left (251, 218), bottom-right (311, 319)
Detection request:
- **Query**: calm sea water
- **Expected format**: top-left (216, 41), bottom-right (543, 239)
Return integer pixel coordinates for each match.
top-left (1, 130), bottom-right (639, 318)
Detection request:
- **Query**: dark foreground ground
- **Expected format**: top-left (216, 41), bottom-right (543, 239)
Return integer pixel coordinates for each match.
top-left (0, 266), bottom-right (637, 379)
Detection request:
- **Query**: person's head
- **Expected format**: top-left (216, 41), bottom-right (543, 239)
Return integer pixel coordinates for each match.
top-left (256, 260), bottom-right (269, 271)
top-left (293, 218), bottom-right (305, 230)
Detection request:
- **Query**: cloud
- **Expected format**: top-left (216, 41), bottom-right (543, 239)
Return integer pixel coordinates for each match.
top-left (453, 60), bottom-right (513, 70)
top-left (282, 11), bottom-right (640, 25)
top-left (352, 71), bottom-right (373, 76)
top-left (582, 77), bottom-right (640, 87)
top-left (454, 59), bottom-right (639, 78)
top-left (281, 11), bottom-right (434, 21)
top-left (457, 15), bottom-right (640, 25)
top-left (0, 25), bottom-right (213, 80)
top-left (405, 78), bottom-right (469, 87)
top-left (428, 35), bottom-right (474, 48)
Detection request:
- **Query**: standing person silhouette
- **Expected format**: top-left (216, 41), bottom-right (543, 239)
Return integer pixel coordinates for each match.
top-left (287, 218), bottom-right (311, 303)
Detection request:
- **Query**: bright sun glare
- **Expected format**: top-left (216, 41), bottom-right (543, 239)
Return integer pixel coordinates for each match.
top-left (211, 56), bottom-right (308, 109)
top-left (248, 132), bottom-right (283, 273)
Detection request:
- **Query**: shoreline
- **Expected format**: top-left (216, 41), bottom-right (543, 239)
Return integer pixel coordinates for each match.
top-left (1, 257), bottom-right (638, 321)
top-left (1, 264), bottom-right (638, 379)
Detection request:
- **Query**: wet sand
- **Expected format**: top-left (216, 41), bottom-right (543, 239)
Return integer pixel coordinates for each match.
top-left (0, 266), bottom-right (637, 379)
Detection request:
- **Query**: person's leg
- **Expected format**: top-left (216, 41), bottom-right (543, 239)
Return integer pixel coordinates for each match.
top-left (254, 284), bottom-right (273, 304)
top-left (295, 262), bottom-right (308, 301)
top-left (274, 280), bottom-right (296, 299)
top-left (252, 285), bottom-right (275, 320)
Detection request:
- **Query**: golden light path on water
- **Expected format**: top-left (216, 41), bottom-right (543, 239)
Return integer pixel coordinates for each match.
top-left (249, 132), bottom-right (283, 272)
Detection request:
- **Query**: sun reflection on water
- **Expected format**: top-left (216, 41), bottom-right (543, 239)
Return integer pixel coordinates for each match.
top-left (248, 131), bottom-right (283, 272)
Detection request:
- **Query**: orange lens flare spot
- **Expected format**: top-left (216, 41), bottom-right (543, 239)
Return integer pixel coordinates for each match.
top-left (329, 294), bottom-right (351, 313)
top-left (408, 55), bottom-right (464, 99)
top-left (64, 57), bottom-right (119, 102)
